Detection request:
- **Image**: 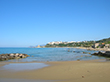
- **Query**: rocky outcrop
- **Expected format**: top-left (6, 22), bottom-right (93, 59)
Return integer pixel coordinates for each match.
top-left (92, 51), bottom-right (110, 57)
top-left (0, 53), bottom-right (29, 61)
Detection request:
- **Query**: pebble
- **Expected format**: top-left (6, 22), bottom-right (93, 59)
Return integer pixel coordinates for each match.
top-left (82, 76), bottom-right (84, 78)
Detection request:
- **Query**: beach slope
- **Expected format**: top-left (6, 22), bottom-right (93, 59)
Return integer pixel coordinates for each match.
top-left (0, 60), bottom-right (110, 82)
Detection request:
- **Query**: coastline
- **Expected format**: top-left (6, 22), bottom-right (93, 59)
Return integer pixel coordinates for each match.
top-left (0, 59), bottom-right (110, 82)
top-left (41, 47), bottom-right (110, 51)
top-left (76, 47), bottom-right (110, 51)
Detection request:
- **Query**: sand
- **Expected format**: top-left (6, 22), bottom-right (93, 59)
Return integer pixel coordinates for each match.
top-left (0, 60), bottom-right (110, 82)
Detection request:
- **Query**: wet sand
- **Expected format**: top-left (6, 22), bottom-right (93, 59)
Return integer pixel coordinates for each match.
top-left (0, 60), bottom-right (110, 82)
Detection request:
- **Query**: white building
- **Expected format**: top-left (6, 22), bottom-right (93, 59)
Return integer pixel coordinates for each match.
top-left (48, 41), bottom-right (63, 45)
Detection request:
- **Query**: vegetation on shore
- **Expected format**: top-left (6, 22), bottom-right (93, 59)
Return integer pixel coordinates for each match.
top-left (96, 38), bottom-right (110, 44)
top-left (45, 37), bottom-right (110, 48)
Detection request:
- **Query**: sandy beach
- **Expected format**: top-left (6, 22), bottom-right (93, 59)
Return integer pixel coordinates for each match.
top-left (0, 60), bottom-right (110, 82)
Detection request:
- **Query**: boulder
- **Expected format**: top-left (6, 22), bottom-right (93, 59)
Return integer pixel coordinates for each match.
top-left (10, 53), bottom-right (14, 57)
top-left (0, 53), bottom-right (29, 61)
top-left (92, 51), bottom-right (110, 58)
top-left (15, 53), bottom-right (19, 57)
top-left (105, 51), bottom-right (110, 54)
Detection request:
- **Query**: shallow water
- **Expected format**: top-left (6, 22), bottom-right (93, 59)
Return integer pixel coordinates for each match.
top-left (0, 78), bottom-right (54, 82)
top-left (0, 47), bottom-right (105, 62)
top-left (0, 63), bottom-right (49, 71)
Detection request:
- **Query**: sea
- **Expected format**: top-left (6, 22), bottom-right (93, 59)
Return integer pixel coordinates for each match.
top-left (0, 47), bottom-right (105, 62)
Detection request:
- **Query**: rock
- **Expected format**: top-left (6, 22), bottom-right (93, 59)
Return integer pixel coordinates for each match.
top-left (105, 51), bottom-right (110, 53)
top-left (83, 52), bottom-right (91, 54)
top-left (15, 53), bottom-right (19, 57)
top-left (92, 52), bottom-right (98, 55)
top-left (83, 52), bottom-right (86, 54)
top-left (10, 53), bottom-right (14, 57)
top-left (106, 58), bottom-right (110, 61)
top-left (0, 53), bottom-right (29, 61)
top-left (92, 51), bottom-right (110, 58)
top-left (77, 59), bottom-right (80, 61)
top-left (82, 76), bottom-right (84, 78)
top-left (104, 53), bottom-right (110, 57)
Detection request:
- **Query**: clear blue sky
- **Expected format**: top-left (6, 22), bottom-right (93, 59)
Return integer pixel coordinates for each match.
top-left (0, 0), bottom-right (110, 47)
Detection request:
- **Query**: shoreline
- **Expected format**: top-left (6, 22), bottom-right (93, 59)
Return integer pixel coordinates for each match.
top-left (0, 59), bottom-right (110, 82)
top-left (76, 47), bottom-right (110, 51)
top-left (38, 47), bottom-right (110, 51)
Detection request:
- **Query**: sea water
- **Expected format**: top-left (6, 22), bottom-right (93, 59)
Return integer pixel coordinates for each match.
top-left (0, 48), bottom-right (105, 72)
top-left (0, 63), bottom-right (49, 71)
top-left (0, 47), bottom-right (105, 62)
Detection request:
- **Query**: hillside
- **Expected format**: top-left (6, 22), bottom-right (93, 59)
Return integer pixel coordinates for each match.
top-left (96, 37), bottom-right (110, 44)
top-left (45, 37), bottom-right (110, 47)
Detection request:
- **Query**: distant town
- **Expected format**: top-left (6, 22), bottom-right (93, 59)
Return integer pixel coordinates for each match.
top-left (30, 37), bottom-right (110, 50)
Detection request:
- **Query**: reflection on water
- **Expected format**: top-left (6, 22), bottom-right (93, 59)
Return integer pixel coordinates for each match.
top-left (0, 78), bottom-right (54, 82)
top-left (1, 63), bottom-right (49, 71)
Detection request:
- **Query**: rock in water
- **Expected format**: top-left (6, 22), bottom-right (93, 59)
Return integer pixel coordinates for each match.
top-left (0, 53), bottom-right (29, 61)
top-left (92, 51), bottom-right (110, 57)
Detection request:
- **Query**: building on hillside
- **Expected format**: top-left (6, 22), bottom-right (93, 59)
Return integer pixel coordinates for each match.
top-left (67, 41), bottom-right (76, 43)
top-left (92, 43), bottom-right (100, 48)
top-left (48, 41), bottom-right (63, 45)
top-left (100, 43), bottom-right (105, 48)
top-left (104, 44), bottom-right (110, 48)
top-left (102, 43), bottom-right (105, 45)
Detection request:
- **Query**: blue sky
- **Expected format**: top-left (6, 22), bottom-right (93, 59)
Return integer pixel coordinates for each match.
top-left (0, 0), bottom-right (110, 47)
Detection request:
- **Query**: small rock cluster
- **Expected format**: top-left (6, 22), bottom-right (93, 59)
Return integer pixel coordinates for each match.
top-left (92, 51), bottom-right (110, 57)
top-left (72, 51), bottom-right (91, 54)
top-left (0, 53), bottom-right (29, 61)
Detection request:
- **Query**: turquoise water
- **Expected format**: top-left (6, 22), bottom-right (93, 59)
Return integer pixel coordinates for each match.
top-left (0, 47), bottom-right (105, 62)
